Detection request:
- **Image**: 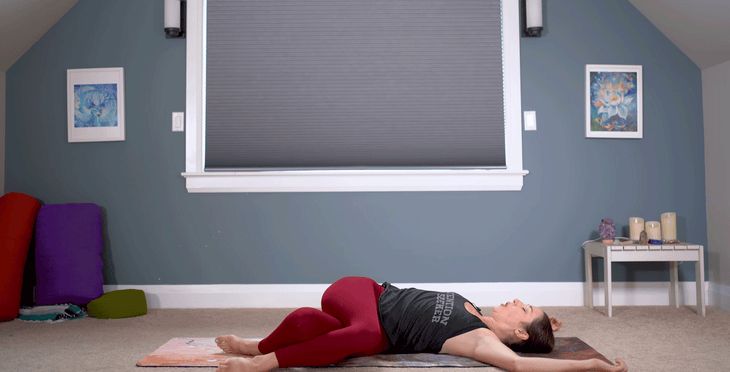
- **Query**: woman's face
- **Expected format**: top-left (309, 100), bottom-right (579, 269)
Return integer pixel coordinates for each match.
top-left (491, 299), bottom-right (544, 329)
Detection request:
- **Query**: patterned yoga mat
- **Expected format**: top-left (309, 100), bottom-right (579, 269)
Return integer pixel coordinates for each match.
top-left (137, 337), bottom-right (611, 368)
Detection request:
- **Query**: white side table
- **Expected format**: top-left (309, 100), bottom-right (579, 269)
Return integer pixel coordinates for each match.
top-left (583, 242), bottom-right (705, 317)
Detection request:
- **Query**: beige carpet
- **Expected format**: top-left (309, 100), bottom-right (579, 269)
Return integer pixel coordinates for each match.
top-left (1, 305), bottom-right (728, 371)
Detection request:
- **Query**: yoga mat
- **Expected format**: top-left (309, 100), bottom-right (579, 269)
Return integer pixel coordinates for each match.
top-left (137, 338), bottom-right (611, 368)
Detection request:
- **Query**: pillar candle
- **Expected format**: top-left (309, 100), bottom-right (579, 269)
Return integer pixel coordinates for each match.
top-left (629, 217), bottom-right (644, 241)
top-left (661, 212), bottom-right (677, 241)
top-left (646, 221), bottom-right (661, 240)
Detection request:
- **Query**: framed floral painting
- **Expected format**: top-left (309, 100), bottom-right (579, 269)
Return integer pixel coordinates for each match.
top-left (585, 64), bottom-right (642, 139)
top-left (67, 68), bottom-right (126, 142)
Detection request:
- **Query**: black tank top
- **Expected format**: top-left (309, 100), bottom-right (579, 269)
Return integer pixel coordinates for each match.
top-left (377, 282), bottom-right (489, 353)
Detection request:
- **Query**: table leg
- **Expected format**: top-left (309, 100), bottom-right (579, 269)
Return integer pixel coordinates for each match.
top-left (604, 251), bottom-right (612, 317)
top-left (585, 252), bottom-right (593, 308)
top-left (696, 246), bottom-right (706, 316)
top-left (669, 261), bottom-right (679, 308)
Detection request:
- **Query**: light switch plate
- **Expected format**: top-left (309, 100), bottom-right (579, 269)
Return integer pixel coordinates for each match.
top-left (172, 112), bottom-right (184, 132)
top-left (524, 111), bottom-right (536, 131)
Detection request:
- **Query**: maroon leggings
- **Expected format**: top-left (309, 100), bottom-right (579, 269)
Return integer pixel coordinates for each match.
top-left (257, 276), bottom-right (389, 367)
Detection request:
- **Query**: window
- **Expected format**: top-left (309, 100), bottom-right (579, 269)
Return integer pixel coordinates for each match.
top-left (183, 0), bottom-right (527, 192)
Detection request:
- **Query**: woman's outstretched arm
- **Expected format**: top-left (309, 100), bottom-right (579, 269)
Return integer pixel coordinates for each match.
top-left (447, 330), bottom-right (627, 372)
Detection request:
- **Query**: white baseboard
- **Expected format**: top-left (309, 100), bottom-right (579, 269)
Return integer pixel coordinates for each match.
top-left (104, 281), bottom-right (712, 309)
top-left (709, 282), bottom-right (730, 311)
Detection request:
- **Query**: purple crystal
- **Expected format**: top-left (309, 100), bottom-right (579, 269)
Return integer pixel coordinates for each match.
top-left (599, 218), bottom-right (616, 240)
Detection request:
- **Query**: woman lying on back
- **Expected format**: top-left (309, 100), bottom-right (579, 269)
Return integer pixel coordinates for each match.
top-left (214, 276), bottom-right (628, 372)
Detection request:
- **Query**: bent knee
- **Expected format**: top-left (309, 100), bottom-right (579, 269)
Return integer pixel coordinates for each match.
top-left (292, 307), bottom-right (338, 323)
top-left (289, 307), bottom-right (321, 318)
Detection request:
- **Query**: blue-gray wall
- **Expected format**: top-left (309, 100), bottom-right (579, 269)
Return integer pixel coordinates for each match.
top-left (5, 0), bottom-right (706, 285)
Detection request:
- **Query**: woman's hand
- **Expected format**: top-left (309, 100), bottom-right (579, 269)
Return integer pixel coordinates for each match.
top-left (592, 358), bottom-right (628, 372)
top-left (549, 316), bottom-right (563, 332)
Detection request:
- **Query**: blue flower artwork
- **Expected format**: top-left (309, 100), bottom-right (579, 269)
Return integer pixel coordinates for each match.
top-left (74, 84), bottom-right (118, 128)
top-left (589, 72), bottom-right (638, 132)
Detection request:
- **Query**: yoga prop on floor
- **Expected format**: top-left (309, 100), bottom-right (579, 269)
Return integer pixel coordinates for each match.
top-left (87, 289), bottom-right (147, 319)
top-left (17, 303), bottom-right (87, 323)
top-left (0, 192), bottom-right (41, 322)
top-left (34, 203), bottom-right (104, 306)
top-left (137, 337), bottom-right (611, 368)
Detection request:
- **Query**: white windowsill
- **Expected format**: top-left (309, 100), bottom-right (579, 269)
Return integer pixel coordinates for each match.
top-left (183, 0), bottom-right (526, 193)
top-left (182, 169), bottom-right (529, 193)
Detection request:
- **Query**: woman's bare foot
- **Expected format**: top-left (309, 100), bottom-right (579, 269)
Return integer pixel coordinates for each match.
top-left (216, 354), bottom-right (279, 372)
top-left (216, 357), bottom-right (254, 372)
top-left (215, 335), bottom-right (261, 355)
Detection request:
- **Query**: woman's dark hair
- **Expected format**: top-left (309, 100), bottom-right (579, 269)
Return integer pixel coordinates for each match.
top-left (507, 312), bottom-right (554, 354)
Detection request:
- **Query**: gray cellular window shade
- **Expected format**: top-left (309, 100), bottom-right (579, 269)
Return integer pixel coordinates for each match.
top-left (206, 0), bottom-right (505, 170)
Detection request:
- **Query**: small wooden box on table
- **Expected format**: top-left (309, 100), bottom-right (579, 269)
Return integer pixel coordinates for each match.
top-left (583, 242), bottom-right (705, 317)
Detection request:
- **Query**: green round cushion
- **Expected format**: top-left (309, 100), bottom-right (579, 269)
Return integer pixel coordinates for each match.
top-left (87, 289), bottom-right (147, 319)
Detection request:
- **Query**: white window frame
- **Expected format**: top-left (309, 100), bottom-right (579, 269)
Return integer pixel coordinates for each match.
top-left (182, 0), bottom-right (528, 193)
